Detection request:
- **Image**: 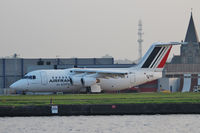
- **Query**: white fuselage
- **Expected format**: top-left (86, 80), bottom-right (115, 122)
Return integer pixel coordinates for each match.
top-left (10, 68), bottom-right (162, 92)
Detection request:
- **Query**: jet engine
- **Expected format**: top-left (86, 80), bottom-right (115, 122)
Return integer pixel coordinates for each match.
top-left (81, 77), bottom-right (97, 87)
top-left (70, 75), bottom-right (99, 87)
top-left (69, 76), bottom-right (82, 86)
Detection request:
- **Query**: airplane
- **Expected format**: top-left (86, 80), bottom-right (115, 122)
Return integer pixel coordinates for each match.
top-left (10, 42), bottom-right (180, 93)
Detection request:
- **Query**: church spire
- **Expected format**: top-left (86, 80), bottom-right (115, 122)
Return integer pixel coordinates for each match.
top-left (184, 12), bottom-right (199, 43)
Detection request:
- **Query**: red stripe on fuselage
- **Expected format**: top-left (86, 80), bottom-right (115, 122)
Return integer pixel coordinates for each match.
top-left (157, 45), bottom-right (172, 68)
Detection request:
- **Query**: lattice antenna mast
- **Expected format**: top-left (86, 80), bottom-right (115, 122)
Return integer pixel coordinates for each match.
top-left (137, 20), bottom-right (144, 61)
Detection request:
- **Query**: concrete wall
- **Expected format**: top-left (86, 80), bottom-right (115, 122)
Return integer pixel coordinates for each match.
top-left (1, 104), bottom-right (200, 116)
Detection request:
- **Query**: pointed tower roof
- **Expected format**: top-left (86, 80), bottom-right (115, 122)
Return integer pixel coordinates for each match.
top-left (184, 12), bottom-right (199, 43)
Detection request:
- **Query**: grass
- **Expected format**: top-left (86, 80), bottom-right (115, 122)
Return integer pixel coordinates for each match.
top-left (0, 93), bottom-right (200, 106)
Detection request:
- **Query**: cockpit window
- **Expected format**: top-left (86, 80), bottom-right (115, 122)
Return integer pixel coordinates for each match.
top-left (23, 75), bottom-right (36, 79)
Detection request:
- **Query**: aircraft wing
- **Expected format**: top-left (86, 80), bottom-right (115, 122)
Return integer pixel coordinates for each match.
top-left (69, 68), bottom-right (128, 78)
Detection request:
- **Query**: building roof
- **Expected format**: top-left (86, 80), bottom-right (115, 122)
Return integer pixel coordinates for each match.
top-left (184, 12), bottom-right (199, 43)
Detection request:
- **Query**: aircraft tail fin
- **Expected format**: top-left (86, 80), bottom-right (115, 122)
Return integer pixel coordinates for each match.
top-left (135, 42), bottom-right (180, 71)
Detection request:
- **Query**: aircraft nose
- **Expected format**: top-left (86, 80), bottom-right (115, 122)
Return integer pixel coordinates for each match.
top-left (10, 80), bottom-right (28, 90)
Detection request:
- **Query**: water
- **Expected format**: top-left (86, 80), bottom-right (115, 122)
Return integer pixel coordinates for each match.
top-left (0, 115), bottom-right (200, 133)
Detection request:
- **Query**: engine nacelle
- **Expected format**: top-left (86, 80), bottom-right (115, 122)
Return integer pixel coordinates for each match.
top-left (81, 77), bottom-right (97, 87)
top-left (69, 76), bottom-right (82, 86)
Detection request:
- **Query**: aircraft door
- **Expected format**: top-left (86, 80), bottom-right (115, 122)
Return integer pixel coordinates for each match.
top-left (40, 71), bottom-right (48, 85)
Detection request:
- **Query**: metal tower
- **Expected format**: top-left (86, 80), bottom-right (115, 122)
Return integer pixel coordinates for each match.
top-left (137, 20), bottom-right (144, 60)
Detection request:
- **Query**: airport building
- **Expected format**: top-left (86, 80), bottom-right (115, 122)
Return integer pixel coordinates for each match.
top-left (159, 12), bottom-right (200, 92)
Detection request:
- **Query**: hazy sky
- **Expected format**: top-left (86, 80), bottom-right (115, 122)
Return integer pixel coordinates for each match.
top-left (0, 0), bottom-right (200, 60)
